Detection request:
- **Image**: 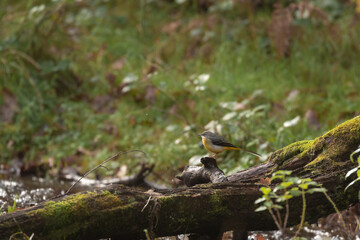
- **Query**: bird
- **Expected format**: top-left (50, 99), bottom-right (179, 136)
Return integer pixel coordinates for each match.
top-left (199, 131), bottom-right (261, 159)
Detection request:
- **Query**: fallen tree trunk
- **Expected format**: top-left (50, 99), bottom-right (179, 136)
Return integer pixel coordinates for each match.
top-left (1, 116), bottom-right (360, 240)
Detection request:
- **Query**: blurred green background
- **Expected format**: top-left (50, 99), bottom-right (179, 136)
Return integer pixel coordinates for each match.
top-left (0, 0), bottom-right (359, 183)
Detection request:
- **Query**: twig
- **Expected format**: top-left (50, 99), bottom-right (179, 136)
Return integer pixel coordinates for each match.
top-left (275, 208), bottom-right (283, 232)
top-left (322, 191), bottom-right (347, 231)
top-left (149, 196), bottom-right (160, 238)
top-left (65, 149), bottom-right (147, 195)
top-left (9, 232), bottom-right (31, 240)
top-left (9, 217), bottom-right (32, 240)
top-left (294, 189), bottom-right (306, 238)
top-left (143, 229), bottom-right (152, 240)
top-left (98, 165), bottom-right (109, 171)
top-left (8, 49), bottom-right (40, 70)
top-left (141, 196), bottom-right (152, 212)
top-left (268, 207), bottom-right (282, 233)
top-left (283, 199), bottom-right (290, 230)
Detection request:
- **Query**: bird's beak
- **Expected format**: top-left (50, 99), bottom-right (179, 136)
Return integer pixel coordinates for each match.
top-left (198, 133), bottom-right (202, 136)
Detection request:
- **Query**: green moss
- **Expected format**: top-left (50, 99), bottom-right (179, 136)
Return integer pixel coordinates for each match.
top-left (305, 154), bottom-right (327, 167)
top-left (158, 195), bottom-right (176, 206)
top-left (155, 190), bottom-right (231, 232)
top-left (25, 190), bottom-right (123, 239)
top-left (126, 196), bottom-right (136, 204)
top-left (268, 116), bottom-right (360, 175)
top-left (269, 140), bottom-right (313, 165)
top-left (304, 116), bottom-right (360, 172)
top-left (208, 192), bottom-right (230, 216)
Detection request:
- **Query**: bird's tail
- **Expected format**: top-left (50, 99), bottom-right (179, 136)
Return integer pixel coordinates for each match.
top-left (224, 147), bottom-right (262, 158)
top-left (242, 149), bottom-right (262, 158)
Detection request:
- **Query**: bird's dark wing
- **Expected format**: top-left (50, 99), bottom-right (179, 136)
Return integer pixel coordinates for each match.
top-left (211, 138), bottom-right (238, 148)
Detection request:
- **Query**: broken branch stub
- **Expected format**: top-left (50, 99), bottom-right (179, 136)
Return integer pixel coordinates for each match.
top-left (176, 157), bottom-right (227, 186)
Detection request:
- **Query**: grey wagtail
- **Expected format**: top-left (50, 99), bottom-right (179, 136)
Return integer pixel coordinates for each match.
top-left (199, 131), bottom-right (261, 158)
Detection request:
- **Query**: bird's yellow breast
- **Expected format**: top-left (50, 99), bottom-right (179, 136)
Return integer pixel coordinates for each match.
top-left (202, 137), bottom-right (225, 153)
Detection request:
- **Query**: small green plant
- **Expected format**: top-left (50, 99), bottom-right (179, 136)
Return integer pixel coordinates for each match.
top-left (255, 170), bottom-right (297, 234)
top-left (255, 170), bottom-right (345, 238)
top-left (345, 148), bottom-right (360, 200)
top-left (8, 195), bottom-right (18, 213)
top-left (9, 232), bottom-right (34, 240)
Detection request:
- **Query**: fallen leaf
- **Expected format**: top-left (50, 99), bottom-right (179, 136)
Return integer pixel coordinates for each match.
top-left (168, 104), bottom-right (178, 115)
top-left (6, 139), bottom-right (14, 149)
top-left (115, 82), bottom-right (130, 96)
top-left (182, 17), bottom-right (204, 33)
top-left (283, 116), bottom-right (301, 127)
top-left (115, 165), bottom-right (128, 178)
top-left (185, 99), bottom-right (195, 110)
top-left (219, 101), bottom-right (237, 110)
top-left (77, 147), bottom-right (96, 156)
top-left (235, 102), bottom-right (246, 110)
top-left (142, 65), bottom-right (157, 81)
top-left (185, 36), bottom-right (201, 59)
top-left (286, 89), bottom-right (300, 101)
top-left (145, 84), bottom-right (157, 105)
top-left (172, 177), bottom-right (183, 186)
top-left (205, 14), bottom-right (219, 29)
top-left (161, 20), bottom-right (181, 34)
top-left (200, 43), bottom-right (213, 62)
top-left (253, 234), bottom-right (265, 240)
top-left (61, 155), bottom-right (81, 167)
top-left (305, 109), bottom-right (321, 130)
top-left (258, 177), bottom-right (271, 185)
top-left (269, 102), bottom-right (286, 119)
top-left (222, 231), bottom-right (234, 240)
top-left (0, 87), bottom-right (19, 124)
top-left (111, 56), bottom-right (126, 70)
top-left (47, 157), bottom-right (55, 168)
top-left (222, 112), bottom-right (237, 121)
top-left (97, 43), bottom-right (107, 60)
top-left (129, 115), bottom-right (137, 127)
top-left (146, 65), bottom-right (157, 75)
top-left (195, 73), bottom-right (210, 84)
top-left (102, 122), bottom-right (119, 136)
top-left (91, 95), bottom-right (116, 113)
top-left (106, 73), bottom-right (116, 86)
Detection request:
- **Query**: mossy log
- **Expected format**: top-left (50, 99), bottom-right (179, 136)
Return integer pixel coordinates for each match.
top-left (1, 116), bottom-right (360, 240)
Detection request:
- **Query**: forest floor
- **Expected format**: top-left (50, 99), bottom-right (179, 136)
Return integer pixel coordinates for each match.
top-left (1, 0), bottom-right (360, 184)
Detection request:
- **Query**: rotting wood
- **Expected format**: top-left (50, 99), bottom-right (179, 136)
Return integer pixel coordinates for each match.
top-left (0, 116), bottom-right (359, 240)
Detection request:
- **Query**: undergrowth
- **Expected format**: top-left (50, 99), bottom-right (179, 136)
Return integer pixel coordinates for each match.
top-left (0, 0), bottom-right (359, 182)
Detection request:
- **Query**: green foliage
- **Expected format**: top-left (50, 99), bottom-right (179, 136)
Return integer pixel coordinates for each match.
top-left (1, 0), bottom-right (360, 180)
top-left (255, 170), bottom-right (328, 237)
top-left (345, 148), bottom-right (360, 198)
top-left (7, 195), bottom-right (18, 213)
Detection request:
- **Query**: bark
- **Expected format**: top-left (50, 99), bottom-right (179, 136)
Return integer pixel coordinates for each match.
top-left (1, 116), bottom-right (360, 240)
top-left (176, 157), bottom-right (226, 186)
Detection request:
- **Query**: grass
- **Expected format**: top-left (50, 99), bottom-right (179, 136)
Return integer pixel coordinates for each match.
top-left (0, 0), bottom-right (359, 183)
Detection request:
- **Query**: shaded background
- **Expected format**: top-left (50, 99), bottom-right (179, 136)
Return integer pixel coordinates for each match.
top-left (1, 0), bottom-right (360, 183)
